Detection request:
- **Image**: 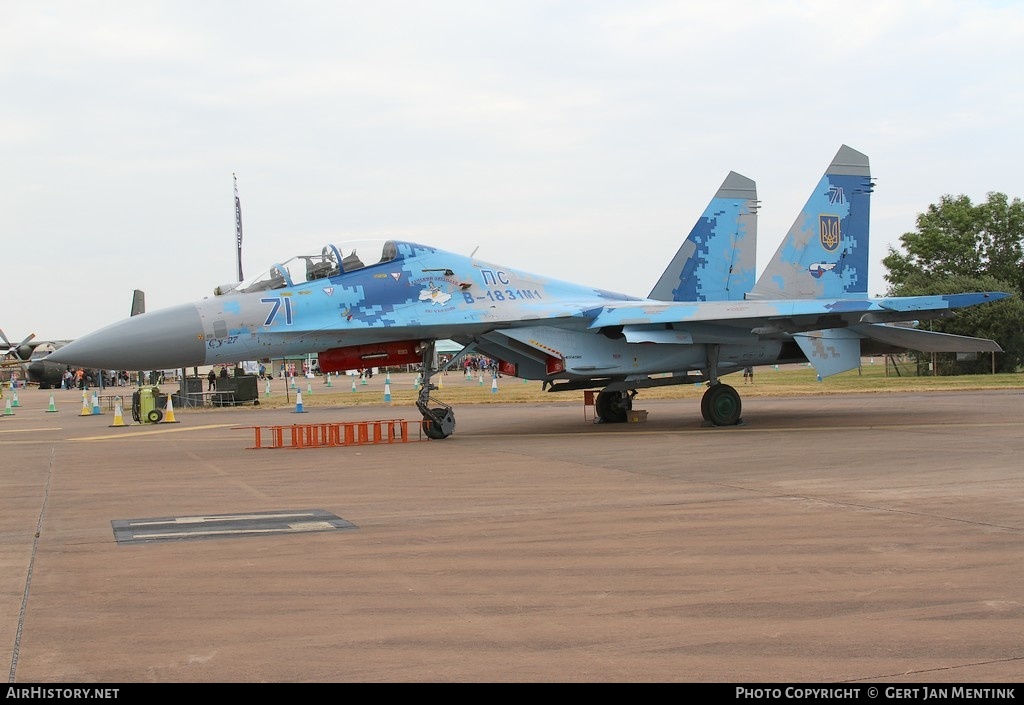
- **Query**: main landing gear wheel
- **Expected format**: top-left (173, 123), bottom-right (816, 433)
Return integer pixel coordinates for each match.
top-left (421, 407), bottom-right (456, 440)
top-left (701, 383), bottom-right (741, 426)
top-left (596, 390), bottom-right (632, 424)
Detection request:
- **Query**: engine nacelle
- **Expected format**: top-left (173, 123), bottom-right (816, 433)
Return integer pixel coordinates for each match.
top-left (317, 340), bottom-right (424, 373)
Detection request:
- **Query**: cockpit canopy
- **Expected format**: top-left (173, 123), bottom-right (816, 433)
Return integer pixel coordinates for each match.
top-left (215, 239), bottom-right (399, 296)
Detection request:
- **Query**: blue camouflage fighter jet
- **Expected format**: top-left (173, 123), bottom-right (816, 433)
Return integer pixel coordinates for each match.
top-left (48, 146), bottom-right (1007, 438)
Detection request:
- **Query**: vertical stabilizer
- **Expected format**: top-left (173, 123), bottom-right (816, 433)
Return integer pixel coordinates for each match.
top-left (130, 290), bottom-right (146, 317)
top-left (747, 145), bottom-right (873, 300)
top-left (649, 171), bottom-right (758, 302)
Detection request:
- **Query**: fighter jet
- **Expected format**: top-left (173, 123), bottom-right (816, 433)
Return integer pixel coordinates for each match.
top-left (48, 146), bottom-right (1007, 438)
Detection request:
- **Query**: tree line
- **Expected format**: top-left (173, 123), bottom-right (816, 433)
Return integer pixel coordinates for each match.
top-left (882, 192), bottom-right (1024, 373)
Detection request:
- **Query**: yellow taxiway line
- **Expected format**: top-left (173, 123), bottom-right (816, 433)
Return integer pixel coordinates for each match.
top-left (71, 423), bottom-right (238, 441)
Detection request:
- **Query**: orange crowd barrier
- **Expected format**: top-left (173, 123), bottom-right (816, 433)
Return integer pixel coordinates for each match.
top-left (236, 418), bottom-right (416, 449)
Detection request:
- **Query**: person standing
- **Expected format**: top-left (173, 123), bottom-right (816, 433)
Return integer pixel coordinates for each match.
top-left (207, 369), bottom-right (217, 391)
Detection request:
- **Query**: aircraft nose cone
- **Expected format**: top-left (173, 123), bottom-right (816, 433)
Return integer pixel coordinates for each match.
top-left (47, 304), bottom-right (207, 370)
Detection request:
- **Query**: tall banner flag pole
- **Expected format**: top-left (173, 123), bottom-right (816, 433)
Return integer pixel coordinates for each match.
top-left (233, 173), bottom-right (244, 282)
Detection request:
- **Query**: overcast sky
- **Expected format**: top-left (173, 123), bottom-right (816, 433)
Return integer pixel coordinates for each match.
top-left (3, 1), bottom-right (1022, 342)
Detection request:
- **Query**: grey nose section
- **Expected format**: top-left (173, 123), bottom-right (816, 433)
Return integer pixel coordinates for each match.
top-left (46, 304), bottom-right (207, 370)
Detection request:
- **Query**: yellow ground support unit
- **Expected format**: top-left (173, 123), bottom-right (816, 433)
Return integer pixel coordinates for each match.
top-left (132, 385), bottom-right (163, 424)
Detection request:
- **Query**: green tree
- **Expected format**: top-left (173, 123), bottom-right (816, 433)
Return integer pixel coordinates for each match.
top-left (883, 192), bottom-right (1024, 373)
top-left (978, 192), bottom-right (1024, 295)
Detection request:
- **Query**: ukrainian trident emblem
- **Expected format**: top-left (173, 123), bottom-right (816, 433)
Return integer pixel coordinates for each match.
top-left (819, 215), bottom-right (840, 251)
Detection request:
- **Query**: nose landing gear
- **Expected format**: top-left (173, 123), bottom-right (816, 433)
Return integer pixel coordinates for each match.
top-left (419, 404), bottom-right (455, 439)
top-left (415, 341), bottom-right (456, 439)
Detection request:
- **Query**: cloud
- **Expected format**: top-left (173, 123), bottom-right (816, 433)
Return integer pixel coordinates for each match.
top-left (1, 1), bottom-right (1022, 337)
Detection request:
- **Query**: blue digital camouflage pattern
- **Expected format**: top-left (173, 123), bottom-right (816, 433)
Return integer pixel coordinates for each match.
top-left (748, 145), bottom-right (873, 300)
top-left (649, 171), bottom-right (757, 302)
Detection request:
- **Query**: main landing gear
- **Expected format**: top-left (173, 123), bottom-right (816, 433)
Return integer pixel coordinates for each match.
top-left (415, 341), bottom-right (456, 439)
top-left (595, 390), bottom-right (635, 424)
top-left (700, 383), bottom-right (742, 426)
top-left (594, 384), bottom-right (741, 426)
top-left (697, 345), bottom-right (743, 426)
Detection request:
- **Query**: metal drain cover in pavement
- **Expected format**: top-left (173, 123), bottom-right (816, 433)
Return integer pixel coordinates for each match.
top-left (112, 509), bottom-right (357, 544)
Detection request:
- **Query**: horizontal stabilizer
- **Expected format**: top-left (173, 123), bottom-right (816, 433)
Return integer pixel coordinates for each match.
top-left (855, 324), bottom-right (1003, 353)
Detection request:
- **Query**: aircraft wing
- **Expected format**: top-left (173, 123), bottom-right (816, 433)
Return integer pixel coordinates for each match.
top-left (586, 292), bottom-right (1008, 333)
top-left (851, 323), bottom-right (1003, 353)
top-left (571, 293), bottom-right (1006, 380)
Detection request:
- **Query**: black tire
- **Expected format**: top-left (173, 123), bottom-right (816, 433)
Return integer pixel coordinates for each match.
top-left (703, 384), bottom-right (741, 426)
top-left (596, 390), bottom-right (631, 423)
top-left (421, 407), bottom-right (452, 439)
top-left (146, 409), bottom-right (163, 424)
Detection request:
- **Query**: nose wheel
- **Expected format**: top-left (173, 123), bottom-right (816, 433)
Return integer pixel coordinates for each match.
top-left (420, 405), bottom-right (456, 439)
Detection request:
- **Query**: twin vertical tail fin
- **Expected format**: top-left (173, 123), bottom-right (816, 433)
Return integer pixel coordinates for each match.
top-left (747, 144), bottom-right (873, 300)
top-left (743, 145), bottom-right (991, 377)
top-left (648, 171), bottom-right (758, 302)
top-left (747, 145), bottom-right (873, 378)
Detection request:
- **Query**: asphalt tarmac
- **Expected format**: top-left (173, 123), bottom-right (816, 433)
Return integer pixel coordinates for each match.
top-left (2, 382), bottom-right (1022, 683)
